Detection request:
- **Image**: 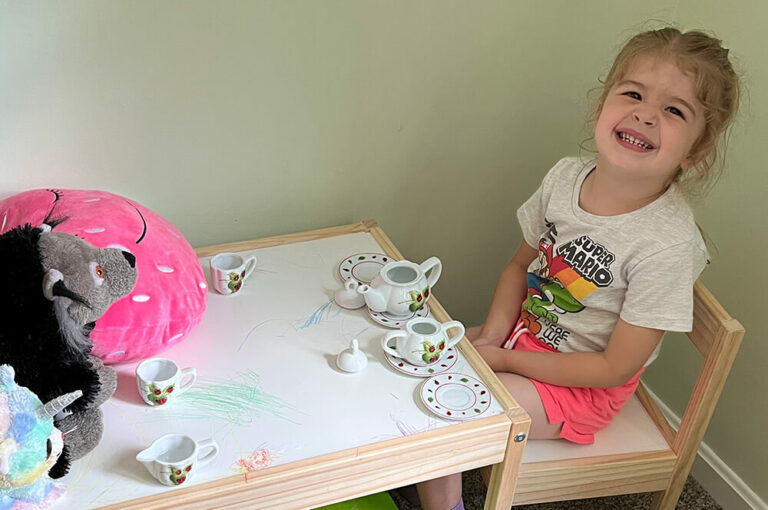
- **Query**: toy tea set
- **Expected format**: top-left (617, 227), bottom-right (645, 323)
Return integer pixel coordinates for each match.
top-left (133, 357), bottom-right (220, 487)
top-left (129, 252), bottom-right (261, 488)
top-left (334, 254), bottom-right (492, 422)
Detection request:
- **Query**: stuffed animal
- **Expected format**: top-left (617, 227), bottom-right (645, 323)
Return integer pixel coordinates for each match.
top-left (0, 188), bottom-right (208, 363)
top-left (0, 364), bottom-right (82, 508)
top-left (0, 224), bottom-right (137, 477)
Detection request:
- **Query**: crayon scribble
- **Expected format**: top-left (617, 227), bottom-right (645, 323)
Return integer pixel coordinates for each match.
top-left (238, 319), bottom-right (286, 351)
top-left (387, 414), bottom-right (440, 439)
top-left (233, 448), bottom-right (275, 473)
top-left (294, 299), bottom-right (340, 329)
top-left (175, 371), bottom-right (298, 425)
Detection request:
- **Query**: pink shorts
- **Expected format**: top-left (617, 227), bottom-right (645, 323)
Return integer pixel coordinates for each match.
top-left (509, 326), bottom-right (643, 444)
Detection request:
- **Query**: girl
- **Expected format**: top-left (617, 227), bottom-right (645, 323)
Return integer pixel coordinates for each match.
top-left (411, 27), bottom-right (741, 510)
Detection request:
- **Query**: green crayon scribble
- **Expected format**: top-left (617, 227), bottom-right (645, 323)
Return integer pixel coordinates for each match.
top-left (175, 370), bottom-right (298, 425)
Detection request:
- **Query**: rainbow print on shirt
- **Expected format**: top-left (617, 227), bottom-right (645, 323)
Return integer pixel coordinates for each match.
top-left (521, 223), bottom-right (615, 346)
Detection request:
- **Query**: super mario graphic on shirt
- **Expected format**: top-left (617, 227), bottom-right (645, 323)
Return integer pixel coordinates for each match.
top-left (520, 220), bottom-right (615, 348)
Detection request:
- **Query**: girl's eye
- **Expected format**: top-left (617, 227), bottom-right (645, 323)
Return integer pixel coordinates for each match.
top-left (666, 106), bottom-right (685, 119)
top-left (623, 91), bottom-right (641, 100)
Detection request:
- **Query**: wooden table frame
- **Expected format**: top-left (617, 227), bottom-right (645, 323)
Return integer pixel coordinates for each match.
top-left (103, 220), bottom-right (530, 509)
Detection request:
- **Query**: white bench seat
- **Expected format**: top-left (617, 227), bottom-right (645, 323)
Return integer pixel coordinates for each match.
top-left (521, 394), bottom-right (669, 464)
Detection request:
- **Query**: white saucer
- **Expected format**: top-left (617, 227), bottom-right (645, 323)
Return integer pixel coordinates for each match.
top-left (420, 373), bottom-right (491, 421)
top-left (383, 346), bottom-right (458, 377)
top-left (338, 253), bottom-right (390, 284)
top-left (367, 303), bottom-right (430, 328)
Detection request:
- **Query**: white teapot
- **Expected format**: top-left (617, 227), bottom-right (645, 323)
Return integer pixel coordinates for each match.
top-left (357, 257), bottom-right (441, 317)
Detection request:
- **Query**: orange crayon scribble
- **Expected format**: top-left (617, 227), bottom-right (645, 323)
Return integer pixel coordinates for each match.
top-left (235, 449), bottom-right (274, 473)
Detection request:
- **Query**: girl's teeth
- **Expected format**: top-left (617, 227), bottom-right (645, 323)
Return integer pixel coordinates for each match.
top-left (619, 132), bottom-right (652, 149)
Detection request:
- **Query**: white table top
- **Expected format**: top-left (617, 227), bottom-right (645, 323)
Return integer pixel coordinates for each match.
top-left (61, 231), bottom-right (505, 509)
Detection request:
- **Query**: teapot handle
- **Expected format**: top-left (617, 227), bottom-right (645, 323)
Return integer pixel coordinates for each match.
top-left (381, 330), bottom-right (407, 357)
top-left (441, 320), bottom-right (465, 349)
top-left (419, 257), bottom-right (442, 289)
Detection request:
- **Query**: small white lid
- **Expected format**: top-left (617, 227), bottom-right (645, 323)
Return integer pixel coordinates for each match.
top-left (336, 339), bottom-right (368, 373)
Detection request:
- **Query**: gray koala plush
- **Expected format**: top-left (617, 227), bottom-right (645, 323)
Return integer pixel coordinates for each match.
top-left (0, 224), bottom-right (138, 476)
top-left (38, 230), bottom-right (138, 463)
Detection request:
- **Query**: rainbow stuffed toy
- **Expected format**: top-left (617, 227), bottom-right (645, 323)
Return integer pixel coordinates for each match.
top-left (0, 364), bottom-right (82, 509)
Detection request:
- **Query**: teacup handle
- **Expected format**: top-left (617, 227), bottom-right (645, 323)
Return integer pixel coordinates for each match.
top-left (241, 256), bottom-right (258, 281)
top-left (196, 438), bottom-right (219, 468)
top-left (419, 257), bottom-right (442, 289)
top-left (441, 320), bottom-right (465, 349)
top-left (381, 331), bottom-right (407, 357)
top-left (345, 279), bottom-right (359, 292)
top-left (176, 368), bottom-right (197, 396)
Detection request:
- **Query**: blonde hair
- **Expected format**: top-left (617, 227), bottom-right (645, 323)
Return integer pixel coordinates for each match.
top-left (592, 27), bottom-right (741, 195)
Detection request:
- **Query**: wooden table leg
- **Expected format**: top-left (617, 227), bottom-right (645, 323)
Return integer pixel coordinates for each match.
top-left (484, 408), bottom-right (530, 510)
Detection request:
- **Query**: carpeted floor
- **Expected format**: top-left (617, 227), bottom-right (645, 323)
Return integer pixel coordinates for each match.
top-left (388, 469), bottom-right (722, 509)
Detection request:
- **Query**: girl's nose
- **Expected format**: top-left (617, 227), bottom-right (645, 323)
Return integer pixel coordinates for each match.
top-left (633, 107), bottom-right (657, 126)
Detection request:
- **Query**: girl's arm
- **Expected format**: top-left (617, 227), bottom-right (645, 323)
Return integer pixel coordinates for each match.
top-left (472, 241), bottom-right (538, 347)
top-left (476, 319), bottom-right (663, 388)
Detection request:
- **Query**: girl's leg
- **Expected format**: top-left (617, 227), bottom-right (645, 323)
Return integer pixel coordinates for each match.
top-left (496, 372), bottom-right (562, 439)
top-left (416, 472), bottom-right (462, 510)
top-left (415, 327), bottom-right (559, 509)
top-left (412, 326), bottom-right (471, 509)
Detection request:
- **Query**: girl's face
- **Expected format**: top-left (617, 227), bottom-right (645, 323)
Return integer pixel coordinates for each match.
top-left (594, 55), bottom-right (706, 188)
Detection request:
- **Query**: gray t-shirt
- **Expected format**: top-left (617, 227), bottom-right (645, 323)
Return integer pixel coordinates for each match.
top-left (516, 157), bottom-right (707, 365)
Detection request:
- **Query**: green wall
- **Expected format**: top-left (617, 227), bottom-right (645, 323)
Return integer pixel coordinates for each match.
top-left (1, 0), bottom-right (764, 503)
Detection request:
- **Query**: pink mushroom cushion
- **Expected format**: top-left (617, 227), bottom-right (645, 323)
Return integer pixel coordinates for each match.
top-left (0, 189), bottom-right (207, 363)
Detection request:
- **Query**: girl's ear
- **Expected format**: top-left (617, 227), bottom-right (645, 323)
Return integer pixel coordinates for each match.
top-left (681, 151), bottom-right (706, 170)
top-left (681, 144), bottom-right (710, 170)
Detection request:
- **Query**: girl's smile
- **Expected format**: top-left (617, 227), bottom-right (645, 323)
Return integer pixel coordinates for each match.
top-left (615, 128), bottom-right (655, 152)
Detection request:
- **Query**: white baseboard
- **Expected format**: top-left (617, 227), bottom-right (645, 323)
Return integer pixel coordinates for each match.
top-left (645, 387), bottom-right (767, 510)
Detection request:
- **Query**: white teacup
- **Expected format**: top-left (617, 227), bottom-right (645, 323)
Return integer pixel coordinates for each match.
top-left (136, 434), bottom-right (219, 486)
top-left (210, 252), bottom-right (257, 295)
top-left (381, 317), bottom-right (465, 366)
top-left (136, 358), bottom-right (197, 406)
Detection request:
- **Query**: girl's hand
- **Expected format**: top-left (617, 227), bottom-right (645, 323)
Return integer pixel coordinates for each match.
top-left (470, 334), bottom-right (505, 348)
top-left (475, 344), bottom-right (506, 371)
top-left (472, 319), bottom-right (664, 388)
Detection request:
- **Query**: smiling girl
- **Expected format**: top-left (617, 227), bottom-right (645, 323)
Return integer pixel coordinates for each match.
top-left (407, 27), bottom-right (741, 510)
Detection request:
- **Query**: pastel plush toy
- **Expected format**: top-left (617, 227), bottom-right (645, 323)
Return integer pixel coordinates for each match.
top-left (0, 364), bottom-right (82, 509)
top-left (0, 224), bottom-right (137, 478)
top-left (0, 189), bottom-right (207, 363)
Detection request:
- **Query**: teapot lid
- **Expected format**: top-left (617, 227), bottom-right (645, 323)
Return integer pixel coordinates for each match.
top-left (336, 339), bottom-right (368, 373)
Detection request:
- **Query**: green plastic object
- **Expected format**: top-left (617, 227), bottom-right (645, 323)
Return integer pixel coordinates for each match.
top-left (314, 491), bottom-right (398, 510)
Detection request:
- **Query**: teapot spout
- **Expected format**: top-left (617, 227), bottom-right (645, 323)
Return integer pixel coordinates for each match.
top-left (136, 446), bottom-right (156, 465)
top-left (357, 284), bottom-right (387, 312)
top-left (136, 435), bottom-right (167, 466)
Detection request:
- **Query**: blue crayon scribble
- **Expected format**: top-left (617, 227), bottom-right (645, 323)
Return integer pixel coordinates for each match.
top-left (239, 320), bottom-right (281, 352)
top-left (294, 299), bottom-right (340, 330)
